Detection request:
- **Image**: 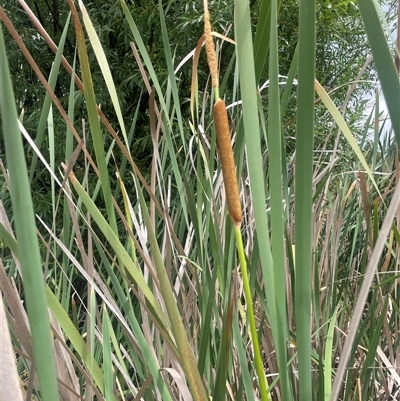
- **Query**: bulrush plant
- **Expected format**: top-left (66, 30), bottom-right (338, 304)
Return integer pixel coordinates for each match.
top-left (203, 1), bottom-right (270, 400)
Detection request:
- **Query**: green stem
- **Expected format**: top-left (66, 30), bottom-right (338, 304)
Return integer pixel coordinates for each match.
top-left (214, 86), bottom-right (220, 102)
top-left (234, 225), bottom-right (271, 401)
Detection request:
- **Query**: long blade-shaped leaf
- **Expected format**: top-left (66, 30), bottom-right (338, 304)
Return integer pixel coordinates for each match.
top-left (234, 0), bottom-right (276, 329)
top-left (234, 1), bottom-right (277, 399)
top-left (67, 0), bottom-right (117, 233)
top-left (295, 0), bottom-right (316, 399)
top-left (0, 25), bottom-right (59, 401)
top-left (79, 1), bottom-right (130, 156)
top-left (268, 0), bottom-right (291, 399)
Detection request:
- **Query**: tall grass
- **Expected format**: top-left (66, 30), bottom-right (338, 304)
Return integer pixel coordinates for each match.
top-left (1, 0), bottom-right (399, 400)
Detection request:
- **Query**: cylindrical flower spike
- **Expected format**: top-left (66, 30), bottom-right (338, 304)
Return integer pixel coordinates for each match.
top-left (203, 0), bottom-right (219, 90)
top-left (213, 99), bottom-right (242, 226)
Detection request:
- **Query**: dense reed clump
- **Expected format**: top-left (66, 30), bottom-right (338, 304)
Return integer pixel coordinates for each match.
top-left (2, 0), bottom-right (399, 400)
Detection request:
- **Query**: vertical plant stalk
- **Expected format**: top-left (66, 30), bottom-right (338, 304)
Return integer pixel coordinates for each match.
top-left (0, 25), bottom-right (59, 401)
top-left (396, 2), bottom-right (400, 74)
top-left (234, 227), bottom-right (271, 401)
top-left (204, 1), bottom-right (270, 400)
top-left (295, 0), bottom-right (316, 399)
top-left (268, 0), bottom-right (292, 398)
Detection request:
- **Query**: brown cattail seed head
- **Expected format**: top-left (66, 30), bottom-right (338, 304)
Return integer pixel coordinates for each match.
top-left (204, 0), bottom-right (219, 89)
top-left (213, 99), bottom-right (242, 226)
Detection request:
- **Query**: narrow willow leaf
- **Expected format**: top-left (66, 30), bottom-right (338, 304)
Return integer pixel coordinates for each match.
top-left (314, 80), bottom-right (381, 197)
top-left (29, 12), bottom-right (71, 179)
top-left (157, 0), bottom-right (186, 149)
top-left (358, 0), bottom-right (400, 144)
